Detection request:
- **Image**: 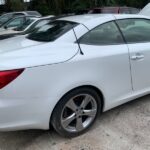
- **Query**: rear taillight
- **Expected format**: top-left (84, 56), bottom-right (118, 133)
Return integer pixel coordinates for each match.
top-left (0, 69), bottom-right (24, 89)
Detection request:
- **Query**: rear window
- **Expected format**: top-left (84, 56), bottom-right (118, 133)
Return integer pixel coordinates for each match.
top-left (27, 20), bottom-right (78, 42)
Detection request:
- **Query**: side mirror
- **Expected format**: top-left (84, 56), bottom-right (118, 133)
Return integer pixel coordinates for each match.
top-left (4, 26), bottom-right (8, 30)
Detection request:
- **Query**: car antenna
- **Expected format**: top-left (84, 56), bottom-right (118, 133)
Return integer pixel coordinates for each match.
top-left (72, 28), bottom-right (84, 55)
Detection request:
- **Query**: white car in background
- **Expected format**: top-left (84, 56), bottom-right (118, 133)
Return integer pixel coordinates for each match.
top-left (0, 11), bottom-right (42, 26)
top-left (0, 14), bottom-right (150, 137)
top-left (0, 15), bottom-right (54, 40)
top-left (0, 16), bottom-right (38, 33)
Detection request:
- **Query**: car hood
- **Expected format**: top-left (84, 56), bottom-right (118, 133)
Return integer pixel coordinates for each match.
top-left (0, 36), bottom-right (79, 70)
top-left (139, 3), bottom-right (150, 16)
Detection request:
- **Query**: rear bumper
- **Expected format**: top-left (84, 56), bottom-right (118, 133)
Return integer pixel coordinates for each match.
top-left (0, 97), bottom-right (51, 131)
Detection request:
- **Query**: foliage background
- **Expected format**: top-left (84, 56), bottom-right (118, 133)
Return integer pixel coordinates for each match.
top-left (3, 0), bottom-right (150, 15)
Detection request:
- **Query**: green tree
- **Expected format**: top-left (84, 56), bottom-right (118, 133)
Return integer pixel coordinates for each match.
top-left (5, 0), bottom-right (24, 11)
top-left (10, 0), bottom-right (24, 11)
top-left (7, 0), bottom-right (150, 14)
top-left (29, 0), bottom-right (52, 15)
top-left (113, 0), bottom-right (150, 8)
top-left (5, 0), bottom-right (11, 11)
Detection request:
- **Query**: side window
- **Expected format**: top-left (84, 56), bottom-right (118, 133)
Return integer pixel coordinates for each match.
top-left (79, 21), bottom-right (124, 45)
top-left (6, 17), bottom-right (25, 28)
top-left (117, 19), bottom-right (150, 43)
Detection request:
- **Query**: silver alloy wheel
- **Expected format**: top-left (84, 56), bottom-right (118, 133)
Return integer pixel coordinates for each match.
top-left (61, 94), bottom-right (97, 133)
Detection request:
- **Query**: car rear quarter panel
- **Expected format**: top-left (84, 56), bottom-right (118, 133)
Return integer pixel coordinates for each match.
top-left (0, 54), bottom-right (103, 130)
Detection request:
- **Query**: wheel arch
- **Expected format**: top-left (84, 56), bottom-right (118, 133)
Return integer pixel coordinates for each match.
top-left (49, 85), bottom-right (105, 127)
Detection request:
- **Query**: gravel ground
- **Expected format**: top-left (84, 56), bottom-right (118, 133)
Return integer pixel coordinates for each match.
top-left (0, 95), bottom-right (150, 150)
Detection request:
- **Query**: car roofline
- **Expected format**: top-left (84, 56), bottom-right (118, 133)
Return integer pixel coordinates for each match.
top-left (58, 14), bottom-right (150, 23)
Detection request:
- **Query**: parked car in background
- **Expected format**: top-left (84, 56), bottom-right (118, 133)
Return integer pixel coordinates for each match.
top-left (139, 3), bottom-right (150, 16)
top-left (0, 16), bottom-right (38, 31)
top-left (89, 7), bottom-right (140, 14)
top-left (0, 11), bottom-right (41, 26)
top-left (0, 16), bottom-right (54, 40)
top-left (75, 9), bottom-right (90, 15)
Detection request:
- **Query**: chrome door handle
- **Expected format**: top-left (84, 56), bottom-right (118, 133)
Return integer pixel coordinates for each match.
top-left (131, 53), bottom-right (144, 61)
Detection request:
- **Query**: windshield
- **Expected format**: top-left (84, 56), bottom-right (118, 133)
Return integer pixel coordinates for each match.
top-left (26, 19), bottom-right (50, 33)
top-left (32, 19), bottom-right (50, 29)
top-left (27, 20), bottom-right (78, 42)
top-left (15, 18), bottom-right (35, 31)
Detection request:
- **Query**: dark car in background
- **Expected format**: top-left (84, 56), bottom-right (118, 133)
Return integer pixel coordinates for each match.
top-left (75, 9), bottom-right (90, 15)
top-left (0, 11), bottom-right (41, 26)
top-left (89, 7), bottom-right (140, 14)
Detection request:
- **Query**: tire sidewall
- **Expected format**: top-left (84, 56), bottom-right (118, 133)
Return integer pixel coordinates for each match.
top-left (51, 87), bottom-right (101, 138)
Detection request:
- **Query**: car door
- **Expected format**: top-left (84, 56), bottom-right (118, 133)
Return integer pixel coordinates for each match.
top-left (79, 21), bottom-right (132, 105)
top-left (117, 18), bottom-right (150, 91)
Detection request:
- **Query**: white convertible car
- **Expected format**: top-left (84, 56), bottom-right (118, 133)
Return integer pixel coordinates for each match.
top-left (0, 14), bottom-right (150, 137)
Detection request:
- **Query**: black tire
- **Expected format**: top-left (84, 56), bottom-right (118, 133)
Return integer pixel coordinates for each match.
top-left (51, 87), bottom-right (101, 138)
